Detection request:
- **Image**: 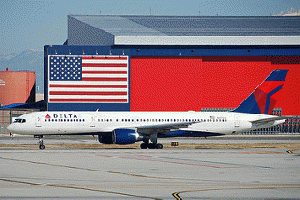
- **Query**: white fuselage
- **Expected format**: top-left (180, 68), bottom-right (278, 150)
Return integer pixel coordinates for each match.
top-left (7, 111), bottom-right (285, 136)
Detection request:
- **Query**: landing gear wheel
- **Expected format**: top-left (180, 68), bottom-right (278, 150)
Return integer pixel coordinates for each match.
top-left (38, 136), bottom-right (45, 150)
top-left (148, 143), bottom-right (156, 149)
top-left (140, 143), bottom-right (148, 149)
top-left (140, 142), bottom-right (164, 149)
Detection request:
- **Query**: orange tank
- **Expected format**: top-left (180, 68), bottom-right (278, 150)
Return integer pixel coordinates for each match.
top-left (0, 68), bottom-right (36, 106)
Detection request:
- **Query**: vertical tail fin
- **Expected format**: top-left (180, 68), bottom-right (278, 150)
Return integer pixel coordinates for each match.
top-left (233, 69), bottom-right (288, 114)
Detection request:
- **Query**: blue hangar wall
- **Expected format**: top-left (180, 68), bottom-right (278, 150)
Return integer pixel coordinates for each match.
top-left (44, 45), bottom-right (300, 112)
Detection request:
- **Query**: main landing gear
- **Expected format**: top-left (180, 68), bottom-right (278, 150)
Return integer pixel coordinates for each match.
top-left (140, 134), bottom-right (163, 149)
top-left (140, 142), bottom-right (163, 149)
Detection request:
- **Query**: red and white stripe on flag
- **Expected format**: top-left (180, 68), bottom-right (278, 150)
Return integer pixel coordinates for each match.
top-left (48, 55), bottom-right (129, 103)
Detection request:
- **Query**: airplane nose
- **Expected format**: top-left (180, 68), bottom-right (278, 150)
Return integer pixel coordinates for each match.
top-left (6, 124), bottom-right (15, 133)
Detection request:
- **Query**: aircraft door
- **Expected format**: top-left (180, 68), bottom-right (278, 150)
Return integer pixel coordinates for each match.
top-left (35, 116), bottom-right (42, 128)
top-left (234, 114), bottom-right (240, 128)
top-left (90, 115), bottom-right (96, 128)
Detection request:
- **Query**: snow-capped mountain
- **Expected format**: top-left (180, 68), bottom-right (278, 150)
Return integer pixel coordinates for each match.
top-left (0, 49), bottom-right (44, 93)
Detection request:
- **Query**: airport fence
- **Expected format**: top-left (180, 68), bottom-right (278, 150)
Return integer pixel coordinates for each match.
top-left (241, 116), bottom-right (300, 135)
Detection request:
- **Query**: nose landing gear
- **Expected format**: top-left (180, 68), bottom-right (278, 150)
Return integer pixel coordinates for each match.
top-left (35, 135), bottom-right (45, 150)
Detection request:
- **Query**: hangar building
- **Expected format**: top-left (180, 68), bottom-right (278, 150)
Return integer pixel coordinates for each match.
top-left (45, 15), bottom-right (300, 119)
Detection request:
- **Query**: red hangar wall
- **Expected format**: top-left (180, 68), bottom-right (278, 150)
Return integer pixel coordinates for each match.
top-left (130, 56), bottom-right (300, 115)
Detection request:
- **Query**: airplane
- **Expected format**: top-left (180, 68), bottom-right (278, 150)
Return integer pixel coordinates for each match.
top-left (7, 69), bottom-right (288, 150)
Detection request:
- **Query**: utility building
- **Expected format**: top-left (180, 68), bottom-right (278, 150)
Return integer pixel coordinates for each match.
top-left (0, 68), bottom-right (35, 107)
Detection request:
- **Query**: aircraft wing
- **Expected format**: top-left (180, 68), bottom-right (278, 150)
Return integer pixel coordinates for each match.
top-left (136, 121), bottom-right (199, 135)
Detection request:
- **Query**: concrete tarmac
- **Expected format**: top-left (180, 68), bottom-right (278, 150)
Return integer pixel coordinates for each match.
top-left (0, 135), bottom-right (299, 199)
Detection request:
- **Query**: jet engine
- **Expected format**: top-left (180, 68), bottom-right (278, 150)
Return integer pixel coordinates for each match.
top-left (98, 132), bottom-right (114, 144)
top-left (98, 129), bottom-right (142, 145)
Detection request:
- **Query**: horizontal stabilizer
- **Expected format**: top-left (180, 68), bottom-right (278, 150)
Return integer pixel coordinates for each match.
top-left (250, 116), bottom-right (286, 125)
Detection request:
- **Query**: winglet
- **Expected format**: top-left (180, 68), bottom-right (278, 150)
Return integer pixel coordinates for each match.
top-left (234, 69), bottom-right (288, 114)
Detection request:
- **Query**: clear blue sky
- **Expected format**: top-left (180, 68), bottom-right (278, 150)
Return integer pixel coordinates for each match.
top-left (0, 0), bottom-right (299, 54)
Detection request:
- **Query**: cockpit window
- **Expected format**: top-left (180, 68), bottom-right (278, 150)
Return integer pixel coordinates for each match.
top-left (14, 119), bottom-right (26, 123)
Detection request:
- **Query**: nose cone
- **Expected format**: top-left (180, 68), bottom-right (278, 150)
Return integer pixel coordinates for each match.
top-left (6, 124), bottom-right (16, 133)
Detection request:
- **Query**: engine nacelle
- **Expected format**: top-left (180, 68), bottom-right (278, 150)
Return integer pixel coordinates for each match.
top-left (98, 129), bottom-right (142, 145)
top-left (114, 129), bottom-right (139, 144)
top-left (98, 132), bottom-right (114, 144)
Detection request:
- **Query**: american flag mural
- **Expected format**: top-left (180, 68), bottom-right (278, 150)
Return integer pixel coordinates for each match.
top-left (48, 55), bottom-right (128, 103)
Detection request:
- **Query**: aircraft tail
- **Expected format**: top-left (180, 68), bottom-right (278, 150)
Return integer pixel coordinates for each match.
top-left (233, 69), bottom-right (288, 114)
